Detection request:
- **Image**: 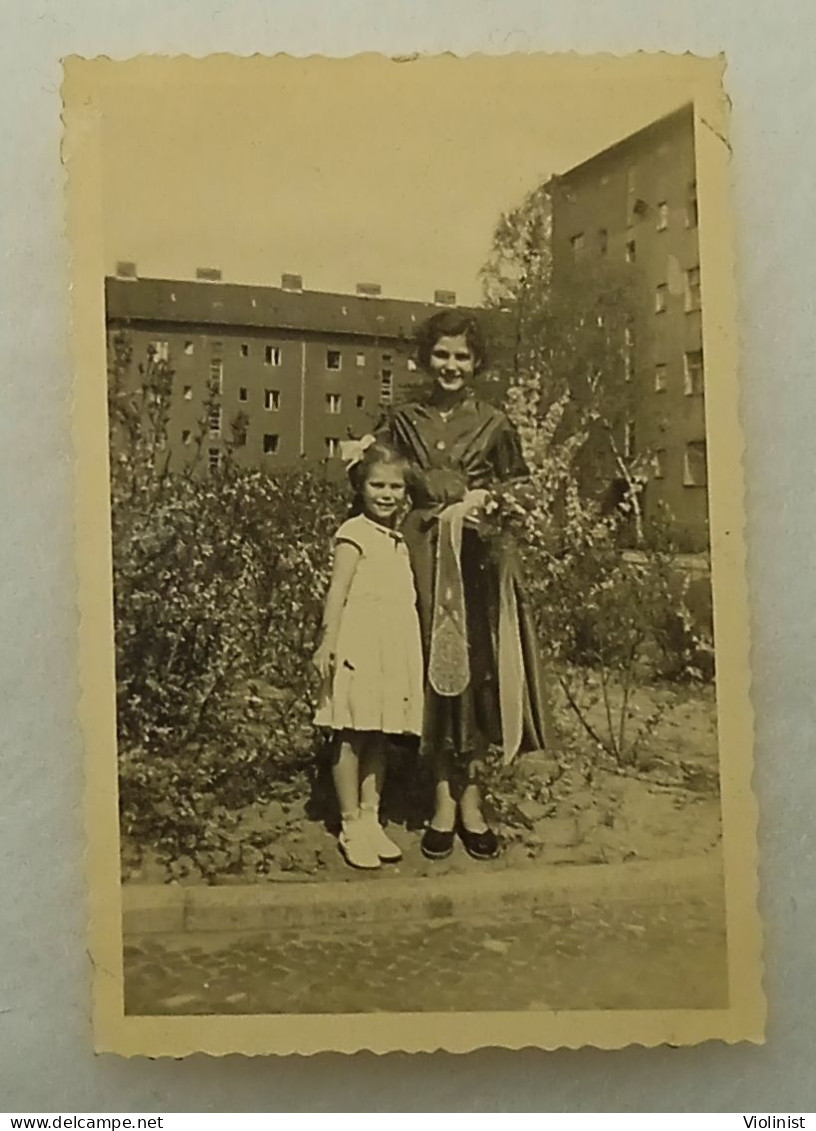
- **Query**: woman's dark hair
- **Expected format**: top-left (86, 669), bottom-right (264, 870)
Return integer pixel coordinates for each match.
top-left (347, 439), bottom-right (414, 515)
top-left (415, 308), bottom-right (488, 375)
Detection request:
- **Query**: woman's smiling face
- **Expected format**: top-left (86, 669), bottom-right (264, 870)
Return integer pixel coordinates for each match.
top-left (428, 334), bottom-right (476, 393)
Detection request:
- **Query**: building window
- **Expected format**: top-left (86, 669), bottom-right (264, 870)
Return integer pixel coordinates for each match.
top-left (239, 387), bottom-right (248, 402)
top-left (150, 340), bottom-right (169, 362)
top-left (596, 312), bottom-right (605, 329)
top-left (183, 385), bottom-right (193, 401)
top-left (211, 340), bottom-right (223, 358)
top-left (356, 395), bottom-right (366, 409)
top-left (208, 405), bottom-right (222, 437)
top-left (326, 349), bottom-right (342, 371)
top-left (264, 389), bottom-right (281, 411)
top-left (326, 393), bottom-right (342, 414)
top-left (655, 283), bottom-right (668, 314)
top-left (684, 350), bottom-right (705, 396)
top-left (380, 369), bottom-right (394, 405)
top-left (407, 358), bottom-right (417, 372)
top-left (209, 359), bottom-right (223, 394)
top-left (570, 233), bottom-right (585, 259)
top-left (686, 181), bottom-right (699, 229)
top-left (657, 201), bottom-right (669, 231)
top-left (265, 346), bottom-right (282, 366)
top-left (654, 363), bottom-right (668, 393)
top-left (382, 352), bottom-right (393, 363)
top-left (685, 267), bottom-right (702, 312)
top-left (208, 447), bottom-right (221, 471)
top-left (181, 429), bottom-right (192, 445)
top-left (653, 449), bottom-right (667, 479)
top-left (240, 343), bottom-right (249, 358)
top-left (356, 352), bottom-right (366, 368)
top-left (623, 323), bottom-right (635, 382)
top-left (624, 420), bottom-right (636, 459)
top-left (625, 240), bottom-right (636, 264)
top-left (683, 441), bottom-right (708, 487)
top-left (325, 437), bottom-right (341, 458)
top-left (184, 341), bottom-right (195, 356)
top-left (263, 434), bottom-right (280, 455)
top-left (598, 228), bottom-right (608, 256)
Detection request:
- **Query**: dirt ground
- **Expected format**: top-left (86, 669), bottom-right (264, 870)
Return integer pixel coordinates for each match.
top-left (123, 681), bottom-right (721, 886)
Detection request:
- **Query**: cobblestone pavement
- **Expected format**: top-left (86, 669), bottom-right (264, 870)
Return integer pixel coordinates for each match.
top-left (124, 891), bottom-right (728, 1015)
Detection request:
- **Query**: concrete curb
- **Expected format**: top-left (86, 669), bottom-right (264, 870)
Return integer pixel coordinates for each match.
top-left (122, 852), bottom-right (723, 936)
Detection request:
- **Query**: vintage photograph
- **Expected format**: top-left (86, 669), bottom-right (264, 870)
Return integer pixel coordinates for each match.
top-left (65, 54), bottom-right (762, 1055)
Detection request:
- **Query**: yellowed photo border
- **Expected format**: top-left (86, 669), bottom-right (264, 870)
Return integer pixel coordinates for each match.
top-left (65, 51), bottom-right (764, 1056)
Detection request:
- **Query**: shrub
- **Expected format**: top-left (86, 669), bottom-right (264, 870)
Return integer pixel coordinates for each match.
top-left (108, 334), bottom-right (347, 873)
top-left (495, 368), bottom-right (714, 769)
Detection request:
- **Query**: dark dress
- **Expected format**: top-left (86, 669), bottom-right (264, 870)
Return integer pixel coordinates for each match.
top-left (382, 390), bottom-right (553, 763)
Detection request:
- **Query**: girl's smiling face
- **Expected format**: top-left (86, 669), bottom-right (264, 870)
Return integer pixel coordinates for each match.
top-left (361, 461), bottom-right (407, 526)
top-left (428, 334), bottom-right (476, 393)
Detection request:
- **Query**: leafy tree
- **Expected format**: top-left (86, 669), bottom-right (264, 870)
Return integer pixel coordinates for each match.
top-left (481, 182), bottom-right (650, 544)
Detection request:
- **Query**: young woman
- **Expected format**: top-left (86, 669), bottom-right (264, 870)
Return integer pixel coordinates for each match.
top-left (313, 440), bottom-right (423, 870)
top-left (380, 309), bottom-right (553, 861)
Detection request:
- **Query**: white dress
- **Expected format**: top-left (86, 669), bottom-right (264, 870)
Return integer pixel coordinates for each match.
top-left (314, 514), bottom-right (424, 736)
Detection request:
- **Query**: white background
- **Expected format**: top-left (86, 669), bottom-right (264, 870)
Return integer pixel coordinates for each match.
top-left (1, 0), bottom-right (814, 1113)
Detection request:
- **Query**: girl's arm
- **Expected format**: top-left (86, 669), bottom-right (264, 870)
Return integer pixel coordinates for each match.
top-left (312, 540), bottom-right (361, 679)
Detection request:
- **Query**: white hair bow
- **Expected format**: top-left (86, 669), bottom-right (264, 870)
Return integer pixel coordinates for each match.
top-left (339, 434), bottom-right (376, 468)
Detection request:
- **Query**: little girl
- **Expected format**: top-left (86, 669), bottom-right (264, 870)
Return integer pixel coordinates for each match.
top-left (313, 438), bottom-right (424, 870)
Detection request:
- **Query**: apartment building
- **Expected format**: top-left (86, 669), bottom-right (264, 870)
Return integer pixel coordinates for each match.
top-left (106, 269), bottom-right (458, 472)
top-left (550, 104), bottom-right (708, 549)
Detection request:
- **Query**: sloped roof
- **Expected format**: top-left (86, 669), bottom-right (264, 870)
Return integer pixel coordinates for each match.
top-left (105, 276), bottom-right (458, 341)
top-left (555, 103), bottom-right (694, 183)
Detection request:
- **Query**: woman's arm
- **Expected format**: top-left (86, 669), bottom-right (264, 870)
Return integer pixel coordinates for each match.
top-left (312, 541), bottom-right (361, 678)
top-left (492, 415), bottom-right (530, 483)
top-left (462, 413), bottom-right (529, 526)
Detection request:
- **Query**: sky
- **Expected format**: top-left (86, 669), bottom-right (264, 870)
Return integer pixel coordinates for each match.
top-left (98, 54), bottom-right (701, 305)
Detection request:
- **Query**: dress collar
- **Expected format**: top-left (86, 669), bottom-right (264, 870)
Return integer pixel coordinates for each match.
top-left (427, 386), bottom-right (476, 414)
top-left (360, 514), bottom-right (404, 541)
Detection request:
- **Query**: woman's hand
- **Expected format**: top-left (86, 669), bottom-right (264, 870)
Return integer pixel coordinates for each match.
top-left (463, 488), bottom-right (490, 514)
top-left (462, 488), bottom-right (492, 530)
top-left (312, 640), bottom-right (335, 681)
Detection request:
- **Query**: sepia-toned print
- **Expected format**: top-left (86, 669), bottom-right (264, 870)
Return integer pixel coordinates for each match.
top-left (65, 53), bottom-right (763, 1056)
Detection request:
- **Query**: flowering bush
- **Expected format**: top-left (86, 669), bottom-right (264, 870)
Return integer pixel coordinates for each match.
top-left (479, 184), bottom-right (714, 774)
top-left (108, 335), bottom-right (347, 874)
top-left (495, 368), bottom-right (714, 772)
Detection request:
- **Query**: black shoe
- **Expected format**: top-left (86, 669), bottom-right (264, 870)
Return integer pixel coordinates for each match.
top-left (458, 824), bottom-right (500, 861)
top-left (421, 825), bottom-right (455, 860)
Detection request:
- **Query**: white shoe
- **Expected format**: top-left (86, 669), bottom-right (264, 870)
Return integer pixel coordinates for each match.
top-left (360, 808), bottom-right (403, 863)
top-left (338, 816), bottom-right (381, 870)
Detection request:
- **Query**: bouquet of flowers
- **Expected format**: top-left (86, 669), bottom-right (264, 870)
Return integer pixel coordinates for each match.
top-left (477, 477), bottom-right (541, 539)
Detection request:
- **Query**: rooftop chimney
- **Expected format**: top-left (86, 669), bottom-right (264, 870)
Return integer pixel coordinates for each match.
top-left (434, 289), bottom-right (457, 306)
top-left (356, 282), bottom-right (382, 297)
top-left (196, 266), bottom-right (222, 282)
top-left (281, 273), bottom-right (303, 292)
top-left (115, 260), bottom-right (138, 280)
